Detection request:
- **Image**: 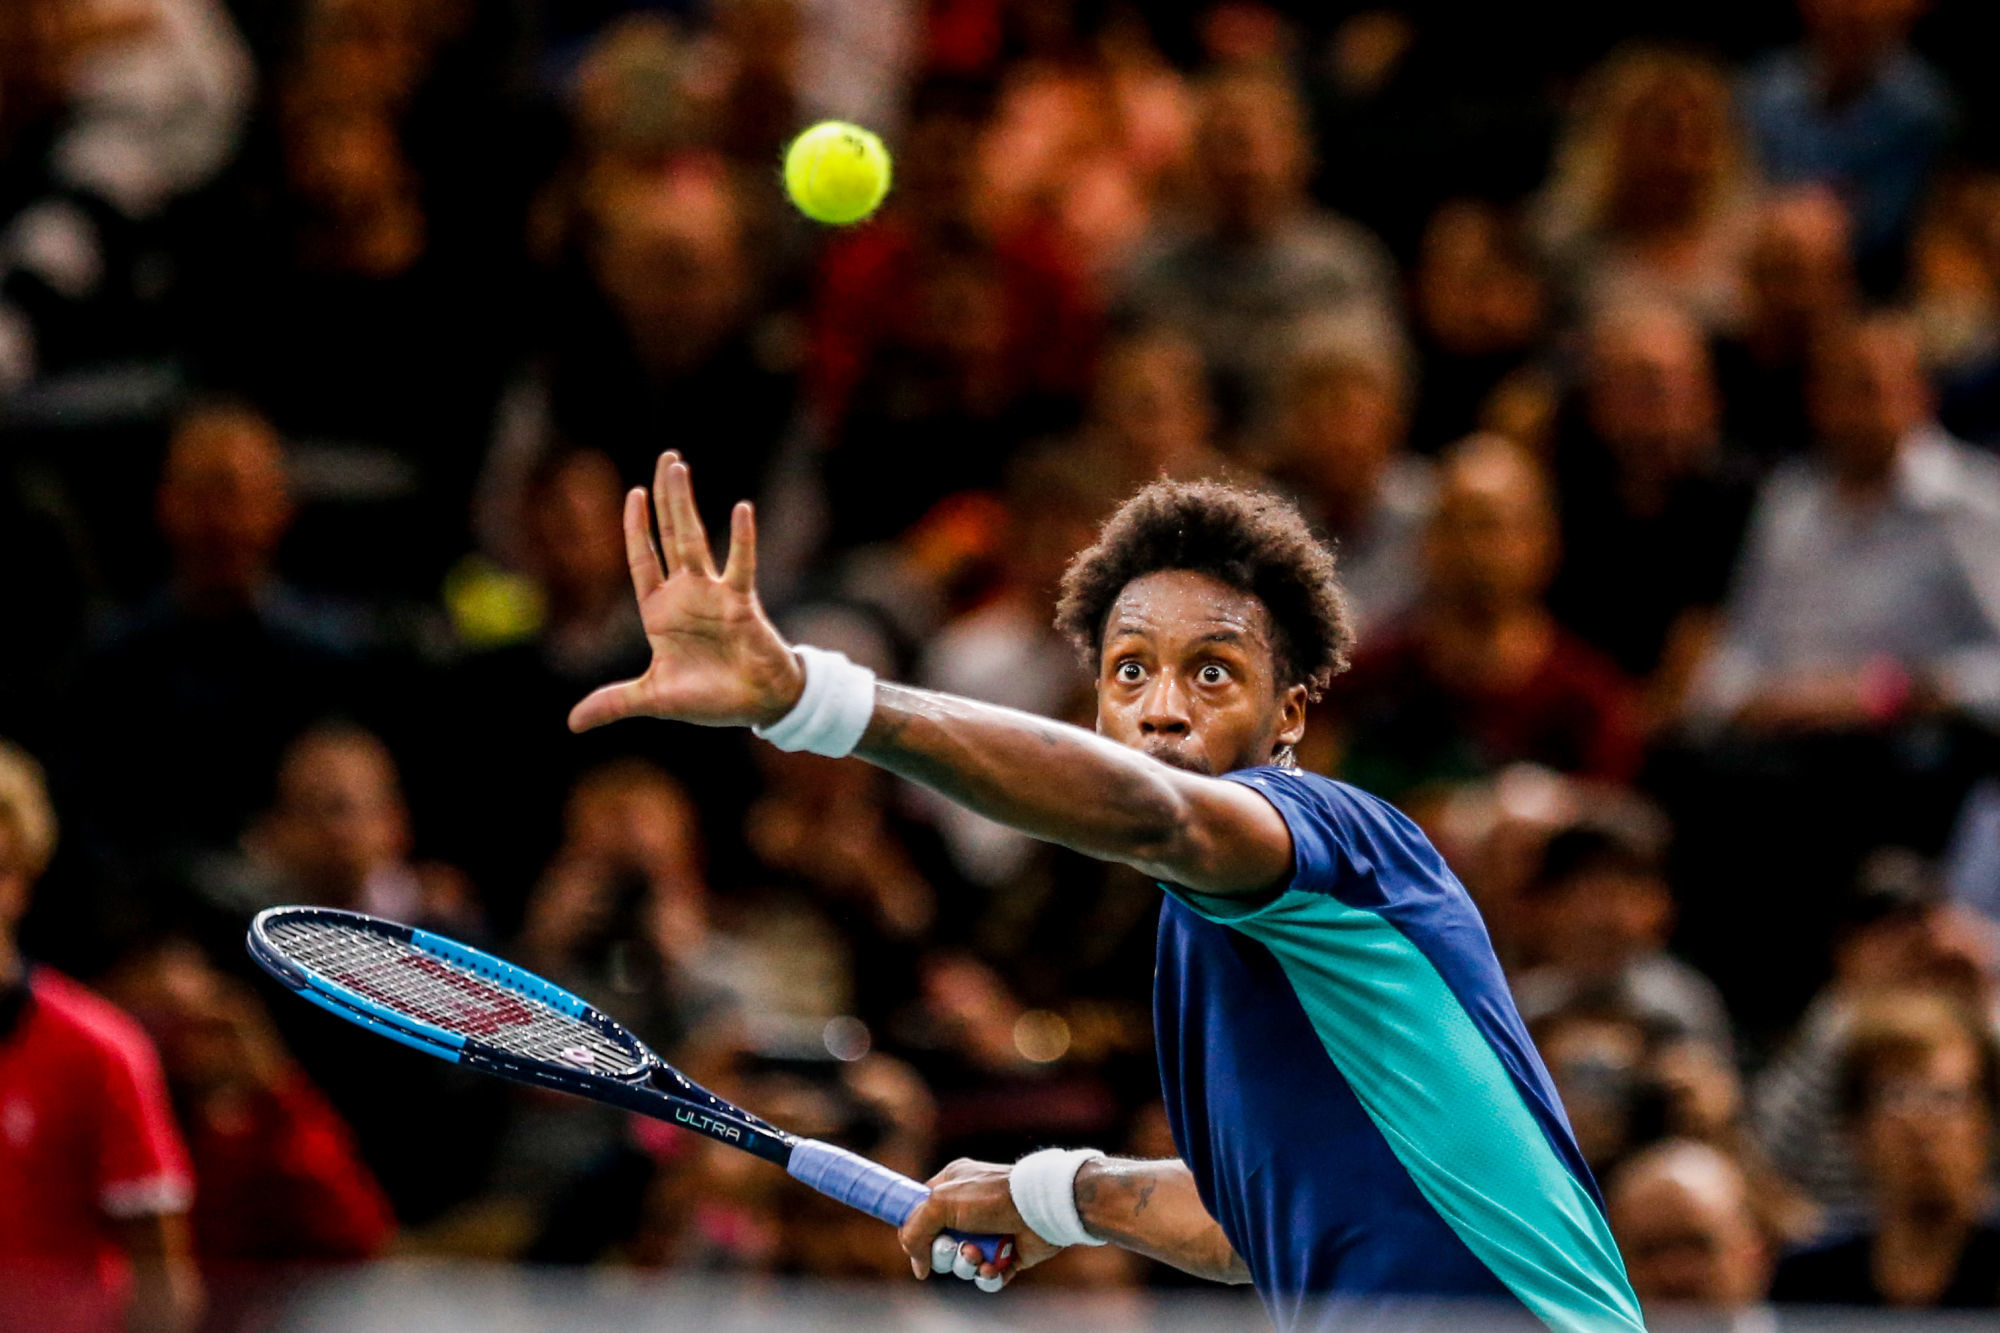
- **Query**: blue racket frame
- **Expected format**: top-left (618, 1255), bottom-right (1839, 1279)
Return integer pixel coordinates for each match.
top-left (247, 906), bottom-right (1005, 1267)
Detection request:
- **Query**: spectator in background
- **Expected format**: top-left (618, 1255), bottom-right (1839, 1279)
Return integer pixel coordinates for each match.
top-left (1753, 849), bottom-right (1999, 1221)
top-left (1606, 1139), bottom-right (1775, 1330)
top-left (1511, 814), bottom-right (1734, 1057)
top-left (445, 446), bottom-right (665, 921)
top-left (100, 939), bottom-right (394, 1273)
top-left (1073, 326), bottom-right (1231, 492)
top-left (64, 404), bottom-right (367, 864)
top-left (0, 740), bottom-right (200, 1333)
top-left (1120, 64), bottom-right (1399, 436)
top-left (1771, 991), bottom-right (2000, 1308)
top-left (490, 760), bottom-right (745, 1229)
top-left (1262, 328), bottom-right (1434, 640)
top-left (1550, 303), bottom-right (1756, 716)
top-left (1536, 46), bottom-right (1760, 338)
top-left (1328, 436), bottom-right (1643, 802)
top-left (1535, 46), bottom-right (1760, 334)
top-left (1713, 188), bottom-right (1858, 463)
top-left (0, 0), bottom-right (252, 380)
top-left (504, 155), bottom-right (796, 547)
top-left (1406, 200), bottom-right (1551, 455)
top-left (1686, 313), bottom-right (2000, 736)
top-left (808, 79), bottom-right (1100, 436)
top-left (1912, 170), bottom-right (2000, 449)
top-left (196, 721), bottom-right (478, 936)
top-left (1740, 0), bottom-right (1955, 283)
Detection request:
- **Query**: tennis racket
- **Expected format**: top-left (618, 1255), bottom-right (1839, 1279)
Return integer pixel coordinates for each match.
top-left (246, 906), bottom-right (1010, 1282)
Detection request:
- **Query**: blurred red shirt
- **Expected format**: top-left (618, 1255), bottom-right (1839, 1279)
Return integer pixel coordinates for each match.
top-left (0, 969), bottom-right (193, 1333)
top-left (184, 1070), bottom-right (394, 1266)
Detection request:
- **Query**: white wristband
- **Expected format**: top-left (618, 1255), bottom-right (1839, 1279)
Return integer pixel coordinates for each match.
top-left (1009, 1148), bottom-right (1106, 1248)
top-left (751, 645), bottom-right (877, 758)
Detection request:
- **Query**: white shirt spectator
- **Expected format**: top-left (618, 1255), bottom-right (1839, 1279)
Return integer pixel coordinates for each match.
top-left (1690, 425), bottom-right (2000, 727)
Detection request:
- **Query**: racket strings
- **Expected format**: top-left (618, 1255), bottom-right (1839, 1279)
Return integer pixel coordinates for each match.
top-left (266, 919), bottom-right (644, 1075)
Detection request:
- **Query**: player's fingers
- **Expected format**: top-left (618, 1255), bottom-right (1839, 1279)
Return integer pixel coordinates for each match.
top-left (622, 489), bottom-right (665, 599)
top-left (721, 501), bottom-right (757, 593)
top-left (567, 679), bottom-right (647, 733)
top-left (896, 1197), bottom-right (945, 1277)
top-left (652, 452), bottom-right (682, 576)
top-left (664, 459), bottom-right (717, 577)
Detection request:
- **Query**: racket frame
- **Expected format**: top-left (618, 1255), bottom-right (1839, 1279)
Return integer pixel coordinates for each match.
top-left (247, 906), bottom-right (1006, 1267)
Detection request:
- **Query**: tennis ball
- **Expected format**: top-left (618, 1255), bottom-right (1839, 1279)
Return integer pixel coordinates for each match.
top-left (784, 121), bottom-right (892, 226)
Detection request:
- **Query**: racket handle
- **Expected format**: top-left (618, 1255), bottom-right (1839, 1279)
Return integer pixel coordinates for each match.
top-left (786, 1138), bottom-right (1009, 1266)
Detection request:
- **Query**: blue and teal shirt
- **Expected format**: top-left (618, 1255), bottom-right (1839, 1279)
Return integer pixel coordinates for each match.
top-left (1155, 767), bottom-right (1645, 1332)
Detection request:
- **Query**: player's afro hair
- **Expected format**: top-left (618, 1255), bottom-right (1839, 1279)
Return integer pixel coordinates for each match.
top-left (1054, 479), bottom-right (1354, 698)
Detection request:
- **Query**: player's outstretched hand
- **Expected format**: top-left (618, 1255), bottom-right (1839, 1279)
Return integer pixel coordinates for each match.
top-left (897, 1158), bottom-right (1061, 1291)
top-left (569, 451), bottom-right (804, 735)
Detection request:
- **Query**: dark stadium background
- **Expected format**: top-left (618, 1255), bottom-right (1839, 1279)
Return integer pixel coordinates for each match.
top-left (3, 0), bottom-right (2000, 1327)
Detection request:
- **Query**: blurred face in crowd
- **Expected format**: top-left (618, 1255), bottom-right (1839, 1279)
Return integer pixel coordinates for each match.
top-left (1093, 332), bottom-right (1214, 477)
top-left (1416, 202), bottom-right (1546, 358)
top-left (1856, 1035), bottom-right (1993, 1219)
top-left (104, 941), bottom-right (276, 1100)
top-left (524, 450), bottom-right (629, 616)
top-left (284, 99), bottom-right (415, 220)
top-left (591, 167), bottom-right (750, 370)
top-left (0, 744), bottom-right (52, 957)
top-left (1746, 191), bottom-right (1855, 341)
top-left (1278, 355), bottom-right (1407, 522)
top-left (1609, 1143), bottom-right (1770, 1310)
top-left (1800, 0), bottom-right (1927, 74)
top-left (1533, 865), bottom-right (1674, 980)
top-left (157, 407), bottom-right (294, 604)
top-left (565, 764), bottom-right (703, 884)
top-left (1584, 306), bottom-right (1719, 475)
top-left (1195, 73), bottom-right (1309, 238)
top-left (300, 0), bottom-right (448, 112)
top-left (1537, 1011), bottom-right (1648, 1169)
top-left (894, 107), bottom-right (982, 231)
top-left (1607, 64), bottom-right (1732, 230)
top-left (1423, 441), bottom-right (1559, 612)
top-left (1809, 320), bottom-right (1931, 486)
top-left (1837, 902), bottom-right (1998, 1008)
top-left (1094, 571), bottom-right (1307, 778)
top-left (262, 727), bottom-right (412, 903)
top-left (0, 826), bottom-right (24, 953)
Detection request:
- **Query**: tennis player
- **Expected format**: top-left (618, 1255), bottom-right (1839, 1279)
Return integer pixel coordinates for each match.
top-left (571, 451), bottom-right (1646, 1332)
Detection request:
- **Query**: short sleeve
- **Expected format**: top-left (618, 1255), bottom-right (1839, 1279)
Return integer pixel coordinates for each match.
top-left (1163, 767), bottom-right (1458, 932)
top-left (1161, 768), bottom-right (1362, 926)
top-left (90, 1016), bottom-right (194, 1218)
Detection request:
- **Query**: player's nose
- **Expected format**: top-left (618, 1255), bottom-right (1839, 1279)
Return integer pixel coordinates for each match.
top-left (1137, 674), bottom-right (1192, 734)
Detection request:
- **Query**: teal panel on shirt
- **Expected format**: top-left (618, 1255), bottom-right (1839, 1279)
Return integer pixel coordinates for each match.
top-left (1175, 883), bottom-right (1647, 1333)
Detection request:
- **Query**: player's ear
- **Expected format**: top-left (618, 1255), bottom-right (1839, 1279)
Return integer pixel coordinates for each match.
top-left (1275, 683), bottom-right (1309, 748)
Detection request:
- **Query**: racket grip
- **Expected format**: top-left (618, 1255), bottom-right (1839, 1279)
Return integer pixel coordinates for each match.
top-left (786, 1138), bottom-right (1008, 1265)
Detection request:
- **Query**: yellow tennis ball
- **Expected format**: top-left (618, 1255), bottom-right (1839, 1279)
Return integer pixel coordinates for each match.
top-left (784, 121), bottom-right (892, 226)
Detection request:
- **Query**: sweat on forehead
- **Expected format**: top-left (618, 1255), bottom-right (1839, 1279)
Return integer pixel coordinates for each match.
top-left (1107, 570), bottom-right (1274, 639)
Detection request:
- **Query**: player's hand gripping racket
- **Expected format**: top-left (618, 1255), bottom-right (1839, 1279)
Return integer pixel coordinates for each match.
top-left (246, 906), bottom-right (1011, 1285)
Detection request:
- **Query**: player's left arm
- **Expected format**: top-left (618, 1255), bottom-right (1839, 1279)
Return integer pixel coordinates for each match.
top-left (567, 453), bottom-right (1293, 897)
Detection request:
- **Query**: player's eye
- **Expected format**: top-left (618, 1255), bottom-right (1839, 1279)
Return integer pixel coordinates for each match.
top-left (1197, 664), bottom-right (1229, 686)
top-left (1114, 660), bottom-right (1145, 683)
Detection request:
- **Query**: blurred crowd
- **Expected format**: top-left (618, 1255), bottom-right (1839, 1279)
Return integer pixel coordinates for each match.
top-left (4, 0), bottom-right (2000, 1327)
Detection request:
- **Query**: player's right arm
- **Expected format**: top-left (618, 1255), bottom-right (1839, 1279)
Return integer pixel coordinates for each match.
top-left (895, 1156), bottom-right (1250, 1286)
top-left (566, 454), bottom-right (1292, 897)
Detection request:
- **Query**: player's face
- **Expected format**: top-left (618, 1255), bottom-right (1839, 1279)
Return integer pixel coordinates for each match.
top-left (1093, 570), bottom-right (1307, 776)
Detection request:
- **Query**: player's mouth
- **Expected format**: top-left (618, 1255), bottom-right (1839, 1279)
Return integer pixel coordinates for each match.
top-left (1144, 745), bottom-right (1212, 776)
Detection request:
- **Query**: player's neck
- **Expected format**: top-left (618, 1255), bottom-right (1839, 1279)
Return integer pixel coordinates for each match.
top-left (0, 941), bottom-right (19, 990)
